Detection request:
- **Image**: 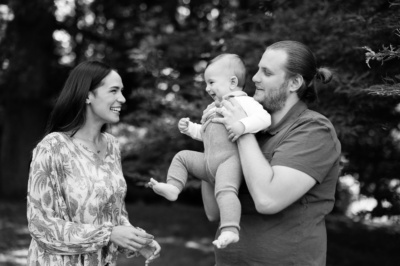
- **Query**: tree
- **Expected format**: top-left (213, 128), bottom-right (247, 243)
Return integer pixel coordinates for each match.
top-left (358, 0), bottom-right (400, 217)
top-left (0, 0), bottom-right (60, 198)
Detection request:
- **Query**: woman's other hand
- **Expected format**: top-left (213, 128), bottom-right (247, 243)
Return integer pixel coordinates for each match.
top-left (144, 240), bottom-right (161, 266)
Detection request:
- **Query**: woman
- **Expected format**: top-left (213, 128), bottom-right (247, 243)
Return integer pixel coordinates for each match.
top-left (27, 60), bottom-right (161, 266)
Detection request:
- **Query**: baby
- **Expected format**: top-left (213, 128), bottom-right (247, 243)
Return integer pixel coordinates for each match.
top-left (148, 54), bottom-right (271, 248)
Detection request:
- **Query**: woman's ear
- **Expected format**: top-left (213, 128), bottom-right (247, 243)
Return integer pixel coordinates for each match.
top-left (86, 91), bottom-right (94, 104)
top-left (230, 76), bottom-right (239, 90)
top-left (289, 75), bottom-right (304, 92)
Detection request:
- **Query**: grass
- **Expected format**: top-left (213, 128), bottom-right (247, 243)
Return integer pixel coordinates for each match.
top-left (1, 198), bottom-right (400, 266)
top-left (0, 199), bottom-right (217, 266)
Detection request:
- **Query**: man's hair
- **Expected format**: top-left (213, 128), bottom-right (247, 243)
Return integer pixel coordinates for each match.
top-left (208, 53), bottom-right (247, 88)
top-left (45, 60), bottom-right (113, 136)
top-left (267, 41), bottom-right (332, 103)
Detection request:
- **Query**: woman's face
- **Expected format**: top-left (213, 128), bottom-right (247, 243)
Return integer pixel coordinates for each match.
top-left (87, 70), bottom-right (126, 125)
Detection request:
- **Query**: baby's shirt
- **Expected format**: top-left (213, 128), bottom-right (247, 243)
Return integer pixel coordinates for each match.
top-left (182, 122), bottom-right (202, 141)
top-left (181, 91), bottom-right (271, 141)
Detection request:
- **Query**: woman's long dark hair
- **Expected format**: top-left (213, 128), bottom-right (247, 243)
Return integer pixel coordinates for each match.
top-left (45, 60), bottom-right (113, 136)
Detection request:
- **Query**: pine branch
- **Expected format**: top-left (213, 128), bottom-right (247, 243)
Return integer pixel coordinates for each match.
top-left (365, 83), bottom-right (400, 97)
top-left (363, 44), bottom-right (400, 68)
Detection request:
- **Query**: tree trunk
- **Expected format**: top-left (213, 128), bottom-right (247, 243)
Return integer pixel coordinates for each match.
top-left (0, 101), bottom-right (49, 198)
top-left (0, 0), bottom-right (58, 199)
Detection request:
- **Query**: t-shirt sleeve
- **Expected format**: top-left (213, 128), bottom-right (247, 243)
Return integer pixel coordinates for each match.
top-left (270, 119), bottom-right (340, 183)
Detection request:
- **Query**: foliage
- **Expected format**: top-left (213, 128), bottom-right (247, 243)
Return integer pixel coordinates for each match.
top-left (1, 0), bottom-right (400, 217)
top-left (364, 43), bottom-right (400, 69)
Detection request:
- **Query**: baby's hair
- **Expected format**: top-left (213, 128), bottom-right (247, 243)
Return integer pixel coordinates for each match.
top-left (208, 53), bottom-right (246, 88)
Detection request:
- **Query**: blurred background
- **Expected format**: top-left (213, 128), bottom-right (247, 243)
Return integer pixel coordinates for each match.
top-left (0, 0), bottom-right (400, 265)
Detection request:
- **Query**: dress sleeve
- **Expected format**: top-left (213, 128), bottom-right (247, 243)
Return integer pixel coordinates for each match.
top-left (118, 201), bottom-right (140, 258)
top-left (120, 200), bottom-right (132, 226)
top-left (27, 141), bottom-right (113, 255)
top-left (111, 136), bottom-right (140, 258)
top-left (112, 135), bottom-right (131, 228)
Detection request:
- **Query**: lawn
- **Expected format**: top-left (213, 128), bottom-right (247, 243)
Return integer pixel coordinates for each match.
top-left (1, 199), bottom-right (400, 266)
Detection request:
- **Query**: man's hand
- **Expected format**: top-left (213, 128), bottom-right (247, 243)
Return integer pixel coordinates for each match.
top-left (212, 98), bottom-right (248, 141)
top-left (227, 121), bottom-right (245, 142)
top-left (201, 102), bottom-right (217, 124)
top-left (178, 117), bottom-right (190, 132)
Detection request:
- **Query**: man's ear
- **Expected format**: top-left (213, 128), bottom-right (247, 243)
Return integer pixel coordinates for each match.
top-left (230, 76), bottom-right (239, 90)
top-left (289, 75), bottom-right (304, 92)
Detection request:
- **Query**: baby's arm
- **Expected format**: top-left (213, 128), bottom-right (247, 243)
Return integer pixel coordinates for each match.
top-left (239, 98), bottom-right (271, 133)
top-left (179, 118), bottom-right (203, 141)
top-left (226, 97), bottom-right (271, 141)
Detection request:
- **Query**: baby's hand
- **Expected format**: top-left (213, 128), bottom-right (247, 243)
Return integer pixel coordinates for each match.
top-left (178, 117), bottom-right (190, 132)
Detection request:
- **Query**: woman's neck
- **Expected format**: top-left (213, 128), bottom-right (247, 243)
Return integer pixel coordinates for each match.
top-left (73, 123), bottom-right (103, 143)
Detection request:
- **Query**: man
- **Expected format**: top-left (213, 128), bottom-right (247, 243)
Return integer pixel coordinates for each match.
top-left (201, 40), bottom-right (341, 266)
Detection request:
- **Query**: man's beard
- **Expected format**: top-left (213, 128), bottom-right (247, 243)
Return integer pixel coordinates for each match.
top-left (263, 80), bottom-right (289, 113)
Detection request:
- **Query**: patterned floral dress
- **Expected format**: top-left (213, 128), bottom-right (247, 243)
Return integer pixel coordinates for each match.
top-left (27, 132), bottom-right (137, 266)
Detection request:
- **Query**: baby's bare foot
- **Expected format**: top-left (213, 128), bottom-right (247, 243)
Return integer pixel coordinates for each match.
top-left (212, 231), bottom-right (239, 249)
top-left (147, 178), bottom-right (180, 201)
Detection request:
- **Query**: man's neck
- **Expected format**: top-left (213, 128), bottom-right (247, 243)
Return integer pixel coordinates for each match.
top-left (270, 97), bottom-right (300, 127)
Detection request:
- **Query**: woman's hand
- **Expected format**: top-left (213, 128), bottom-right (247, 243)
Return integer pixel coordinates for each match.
top-left (110, 226), bottom-right (154, 252)
top-left (212, 98), bottom-right (248, 141)
top-left (144, 240), bottom-right (161, 266)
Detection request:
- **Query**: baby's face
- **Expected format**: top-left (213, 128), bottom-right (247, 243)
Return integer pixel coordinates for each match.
top-left (204, 61), bottom-right (233, 101)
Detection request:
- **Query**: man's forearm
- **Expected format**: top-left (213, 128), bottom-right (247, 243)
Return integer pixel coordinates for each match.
top-left (236, 134), bottom-right (275, 212)
top-left (237, 134), bottom-right (317, 214)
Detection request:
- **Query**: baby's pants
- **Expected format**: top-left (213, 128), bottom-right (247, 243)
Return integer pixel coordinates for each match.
top-left (167, 122), bottom-right (242, 232)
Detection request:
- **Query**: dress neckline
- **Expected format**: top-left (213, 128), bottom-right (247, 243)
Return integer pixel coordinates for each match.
top-left (62, 132), bottom-right (110, 162)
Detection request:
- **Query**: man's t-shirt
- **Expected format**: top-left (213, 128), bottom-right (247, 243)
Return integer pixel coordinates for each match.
top-left (215, 100), bottom-right (341, 266)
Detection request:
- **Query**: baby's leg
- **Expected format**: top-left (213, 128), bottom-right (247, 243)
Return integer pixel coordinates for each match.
top-left (147, 178), bottom-right (180, 201)
top-left (148, 150), bottom-right (208, 201)
top-left (212, 157), bottom-right (242, 249)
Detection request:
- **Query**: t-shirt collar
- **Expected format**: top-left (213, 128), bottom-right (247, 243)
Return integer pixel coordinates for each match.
top-left (267, 100), bottom-right (308, 135)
